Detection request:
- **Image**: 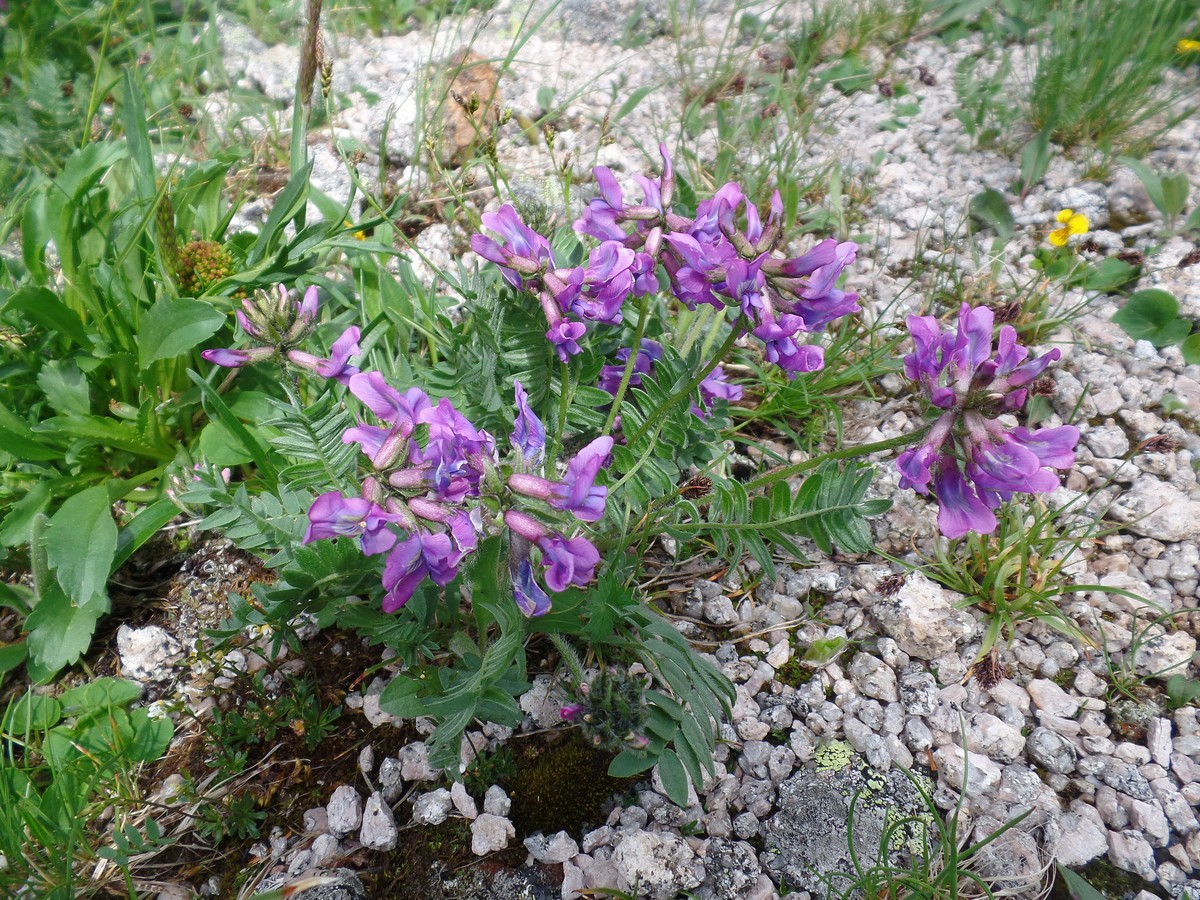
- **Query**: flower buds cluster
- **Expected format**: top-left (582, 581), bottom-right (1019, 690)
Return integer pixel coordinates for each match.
top-left (304, 376), bottom-right (612, 616)
top-left (201, 283), bottom-right (361, 384)
top-left (897, 303), bottom-right (1079, 538)
top-left (471, 144), bottom-right (860, 379)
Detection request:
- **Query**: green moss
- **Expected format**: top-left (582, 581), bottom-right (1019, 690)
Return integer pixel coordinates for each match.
top-left (507, 731), bottom-right (634, 838)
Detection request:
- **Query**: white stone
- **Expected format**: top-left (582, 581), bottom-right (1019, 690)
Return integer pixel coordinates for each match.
top-left (1108, 830), bottom-right (1157, 879)
top-left (116, 625), bottom-right (182, 681)
top-left (470, 813), bottom-right (514, 855)
top-left (325, 785), bottom-right (363, 836)
top-left (398, 742), bottom-right (438, 782)
top-left (359, 792), bottom-right (398, 851)
top-left (450, 781), bottom-right (478, 820)
top-left (1027, 679), bottom-right (1080, 718)
top-left (525, 830), bottom-right (579, 864)
top-left (1109, 477), bottom-right (1200, 542)
top-left (932, 745), bottom-right (1002, 798)
top-left (611, 831), bottom-right (703, 900)
top-left (1134, 630), bottom-right (1197, 678)
top-left (483, 785), bottom-right (511, 816)
top-left (965, 713), bottom-right (1025, 763)
top-left (869, 572), bottom-right (977, 659)
top-left (411, 788), bottom-right (453, 825)
top-left (1049, 808), bottom-right (1108, 867)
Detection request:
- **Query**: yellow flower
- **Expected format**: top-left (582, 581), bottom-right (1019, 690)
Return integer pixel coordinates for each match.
top-left (1049, 208), bottom-right (1088, 247)
top-left (1177, 39), bottom-right (1200, 53)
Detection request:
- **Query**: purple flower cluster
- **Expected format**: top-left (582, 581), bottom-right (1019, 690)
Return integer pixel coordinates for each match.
top-left (202, 283), bottom-right (361, 383)
top-left (897, 304), bottom-right (1079, 538)
top-left (303, 375), bottom-right (611, 616)
top-left (471, 145), bottom-right (859, 377)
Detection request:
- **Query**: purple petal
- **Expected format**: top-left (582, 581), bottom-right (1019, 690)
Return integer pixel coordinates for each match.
top-left (510, 380), bottom-right (546, 466)
top-left (933, 462), bottom-right (997, 539)
top-left (512, 557), bottom-right (552, 617)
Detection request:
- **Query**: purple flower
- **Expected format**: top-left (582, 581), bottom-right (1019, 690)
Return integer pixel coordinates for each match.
top-left (512, 556), bottom-right (552, 616)
top-left (511, 380), bottom-right (546, 467)
top-left (471, 205), bottom-right (556, 291)
top-left (549, 436), bottom-right (613, 522)
top-left (559, 703), bottom-right (586, 722)
top-left (536, 533), bottom-right (600, 592)
top-left (752, 317), bottom-right (825, 376)
top-left (547, 319), bottom-right (587, 362)
top-left (304, 491), bottom-right (405, 556)
top-left (381, 530), bottom-right (468, 613)
top-left (348, 373), bottom-right (431, 432)
top-left (562, 241), bottom-right (635, 324)
top-left (598, 339), bottom-right (663, 396)
top-left (692, 365), bottom-right (743, 419)
top-left (201, 347), bottom-right (273, 368)
top-left (898, 304), bottom-right (1079, 538)
top-left (287, 326), bottom-right (362, 384)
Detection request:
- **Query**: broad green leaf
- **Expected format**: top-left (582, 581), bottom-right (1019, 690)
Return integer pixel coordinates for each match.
top-left (59, 677), bottom-right (142, 714)
top-left (609, 749), bottom-right (657, 778)
top-left (1161, 173), bottom-right (1190, 219)
top-left (112, 499), bottom-right (179, 572)
top-left (0, 642), bottom-right (28, 675)
top-left (1, 691), bottom-right (62, 733)
top-left (1078, 258), bottom-right (1138, 292)
top-left (1, 285), bottom-right (90, 347)
top-left (137, 297), bottom-right (226, 369)
top-left (656, 749), bottom-right (690, 807)
top-left (968, 188), bottom-right (1015, 241)
top-left (24, 585), bottom-right (108, 679)
top-left (378, 675), bottom-right (427, 719)
top-left (1112, 289), bottom-right (1188, 346)
top-left (0, 481), bottom-right (54, 547)
top-left (46, 485), bottom-right (117, 605)
top-left (1017, 132), bottom-right (1051, 195)
top-left (36, 359), bottom-right (91, 417)
top-left (1181, 334), bottom-right (1200, 366)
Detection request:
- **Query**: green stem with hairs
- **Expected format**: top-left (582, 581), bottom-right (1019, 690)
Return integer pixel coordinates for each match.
top-left (745, 429), bottom-right (929, 493)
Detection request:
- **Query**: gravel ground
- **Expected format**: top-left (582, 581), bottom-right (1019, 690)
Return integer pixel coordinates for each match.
top-left (120, 2), bottom-right (1200, 898)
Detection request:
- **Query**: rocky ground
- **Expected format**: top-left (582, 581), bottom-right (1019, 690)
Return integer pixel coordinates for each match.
top-left (114, 2), bottom-right (1200, 898)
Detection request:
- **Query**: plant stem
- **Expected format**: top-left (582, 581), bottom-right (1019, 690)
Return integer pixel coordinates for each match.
top-left (626, 319), bottom-right (744, 447)
top-left (602, 291), bottom-right (652, 437)
top-left (745, 429), bottom-right (927, 492)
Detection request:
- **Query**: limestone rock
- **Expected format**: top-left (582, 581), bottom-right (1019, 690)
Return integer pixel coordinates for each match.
top-left (870, 572), bottom-right (977, 660)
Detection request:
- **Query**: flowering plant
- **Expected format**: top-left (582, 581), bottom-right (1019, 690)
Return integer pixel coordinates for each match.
top-left (179, 148), bottom-right (1078, 794)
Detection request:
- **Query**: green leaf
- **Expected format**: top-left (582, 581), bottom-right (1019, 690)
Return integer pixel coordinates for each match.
top-left (1181, 334), bottom-right (1200, 366)
top-left (1112, 289), bottom-right (1188, 346)
top-left (968, 188), bottom-right (1015, 241)
top-left (137, 297), bottom-right (226, 369)
top-left (46, 486), bottom-right (117, 605)
top-left (0, 642), bottom-right (28, 676)
top-left (1161, 173), bottom-right (1190, 219)
top-left (24, 584), bottom-right (107, 678)
top-left (609, 749), bottom-right (657, 778)
top-left (0, 403), bottom-right (61, 461)
top-left (1, 285), bottom-right (90, 348)
top-left (820, 54), bottom-right (874, 94)
top-left (1, 691), bottom-right (63, 732)
top-left (379, 675), bottom-right (428, 718)
top-left (1055, 864), bottom-right (1108, 900)
top-left (1077, 258), bottom-right (1138, 292)
top-left (614, 86), bottom-right (654, 123)
top-left (36, 359), bottom-right (91, 417)
top-left (1017, 132), bottom-right (1051, 195)
top-left (111, 499), bottom-right (180, 572)
top-left (1183, 206), bottom-right (1200, 235)
top-left (59, 677), bottom-right (142, 713)
top-left (656, 748), bottom-right (690, 807)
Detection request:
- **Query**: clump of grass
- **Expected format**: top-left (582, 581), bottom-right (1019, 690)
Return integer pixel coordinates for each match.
top-left (1025, 0), bottom-right (1196, 154)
